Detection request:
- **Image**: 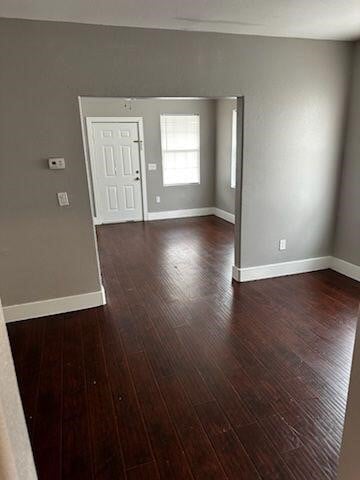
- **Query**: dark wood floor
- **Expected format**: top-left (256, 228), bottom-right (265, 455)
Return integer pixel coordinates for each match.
top-left (7, 216), bottom-right (360, 480)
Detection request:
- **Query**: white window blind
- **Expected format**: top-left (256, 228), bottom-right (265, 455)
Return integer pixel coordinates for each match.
top-left (230, 109), bottom-right (237, 189)
top-left (160, 114), bottom-right (200, 186)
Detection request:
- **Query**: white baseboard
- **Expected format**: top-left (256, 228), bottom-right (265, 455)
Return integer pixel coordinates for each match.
top-left (95, 207), bottom-right (235, 224)
top-left (3, 286), bottom-right (106, 323)
top-left (213, 208), bottom-right (235, 224)
top-left (232, 256), bottom-right (332, 282)
top-left (232, 255), bottom-right (360, 283)
top-left (147, 207), bottom-right (235, 223)
top-left (147, 207), bottom-right (214, 221)
top-left (331, 257), bottom-right (360, 282)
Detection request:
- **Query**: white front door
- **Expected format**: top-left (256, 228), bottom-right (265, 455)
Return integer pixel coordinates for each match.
top-left (91, 122), bottom-right (143, 223)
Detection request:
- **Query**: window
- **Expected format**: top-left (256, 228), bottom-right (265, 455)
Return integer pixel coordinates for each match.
top-left (160, 114), bottom-right (200, 186)
top-left (230, 109), bottom-right (237, 189)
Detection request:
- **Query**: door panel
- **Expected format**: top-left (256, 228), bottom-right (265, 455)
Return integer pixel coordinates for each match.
top-left (120, 146), bottom-right (133, 176)
top-left (92, 122), bottom-right (143, 223)
top-left (107, 185), bottom-right (119, 211)
top-left (124, 185), bottom-right (136, 209)
top-left (103, 146), bottom-right (116, 176)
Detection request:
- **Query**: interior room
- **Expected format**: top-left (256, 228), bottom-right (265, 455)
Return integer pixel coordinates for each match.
top-left (79, 96), bottom-right (238, 227)
top-left (0, 2), bottom-right (359, 480)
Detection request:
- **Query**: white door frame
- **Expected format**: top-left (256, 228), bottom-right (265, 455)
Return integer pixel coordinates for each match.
top-left (85, 117), bottom-right (149, 223)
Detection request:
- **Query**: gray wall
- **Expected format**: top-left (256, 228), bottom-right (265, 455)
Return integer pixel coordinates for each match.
top-left (338, 308), bottom-right (360, 479)
top-left (0, 18), bottom-right (352, 306)
top-left (80, 97), bottom-right (216, 214)
top-left (334, 42), bottom-right (360, 266)
top-left (215, 98), bottom-right (237, 214)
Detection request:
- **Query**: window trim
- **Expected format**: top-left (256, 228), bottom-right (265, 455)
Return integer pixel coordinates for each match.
top-left (160, 113), bottom-right (201, 187)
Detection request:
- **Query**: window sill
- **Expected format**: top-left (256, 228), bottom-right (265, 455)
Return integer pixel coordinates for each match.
top-left (163, 182), bottom-right (201, 187)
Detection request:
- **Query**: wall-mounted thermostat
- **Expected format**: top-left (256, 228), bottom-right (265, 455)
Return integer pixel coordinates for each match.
top-left (148, 163), bottom-right (157, 171)
top-left (48, 157), bottom-right (65, 169)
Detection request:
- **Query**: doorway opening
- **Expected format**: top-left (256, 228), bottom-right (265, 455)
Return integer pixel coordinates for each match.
top-left (79, 95), bottom-right (244, 281)
top-left (79, 97), bottom-right (243, 220)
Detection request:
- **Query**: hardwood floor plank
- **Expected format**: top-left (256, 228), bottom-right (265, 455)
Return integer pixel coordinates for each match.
top-left (128, 351), bottom-right (193, 480)
top-left (280, 401), bottom-right (339, 475)
top-left (176, 324), bottom-right (255, 426)
top-left (158, 375), bottom-right (227, 480)
top-left (99, 319), bottom-right (153, 469)
top-left (32, 315), bottom-right (64, 480)
top-left (10, 317), bottom-right (45, 434)
top-left (62, 313), bottom-right (93, 479)
top-left (195, 401), bottom-right (261, 479)
top-left (236, 422), bottom-right (296, 480)
top-left (81, 310), bottom-right (126, 479)
top-left (259, 413), bottom-right (303, 454)
top-left (283, 446), bottom-right (335, 480)
top-left (126, 462), bottom-right (160, 480)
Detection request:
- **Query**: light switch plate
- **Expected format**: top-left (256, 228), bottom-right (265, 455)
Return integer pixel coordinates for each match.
top-left (279, 239), bottom-right (287, 251)
top-left (57, 192), bottom-right (69, 206)
top-left (148, 163), bottom-right (157, 171)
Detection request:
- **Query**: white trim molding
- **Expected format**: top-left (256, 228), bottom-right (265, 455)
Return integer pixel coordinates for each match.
top-left (148, 207), bottom-right (214, 221)
top-left (232, 256), bottom-right (360, 283)
top-left (147, 207), bottom-right (236, 223)
top-left (94, 207), bottom-right (236, 224)
top-left (232, 256), bottom-right (331, 282)
top-left (3, 286), bottom-right (106, 323)
top-left (331, 257), bottom-right (360, 282)
top-left (213, 208), bottom-right (235, 224)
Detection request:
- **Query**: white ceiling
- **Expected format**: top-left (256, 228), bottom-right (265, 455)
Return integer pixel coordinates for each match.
top-left (1, 0), bottom-right (360, 41)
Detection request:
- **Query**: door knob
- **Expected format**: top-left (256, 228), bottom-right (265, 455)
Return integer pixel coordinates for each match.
top-left (135, 177), bottom-right (140, 181)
